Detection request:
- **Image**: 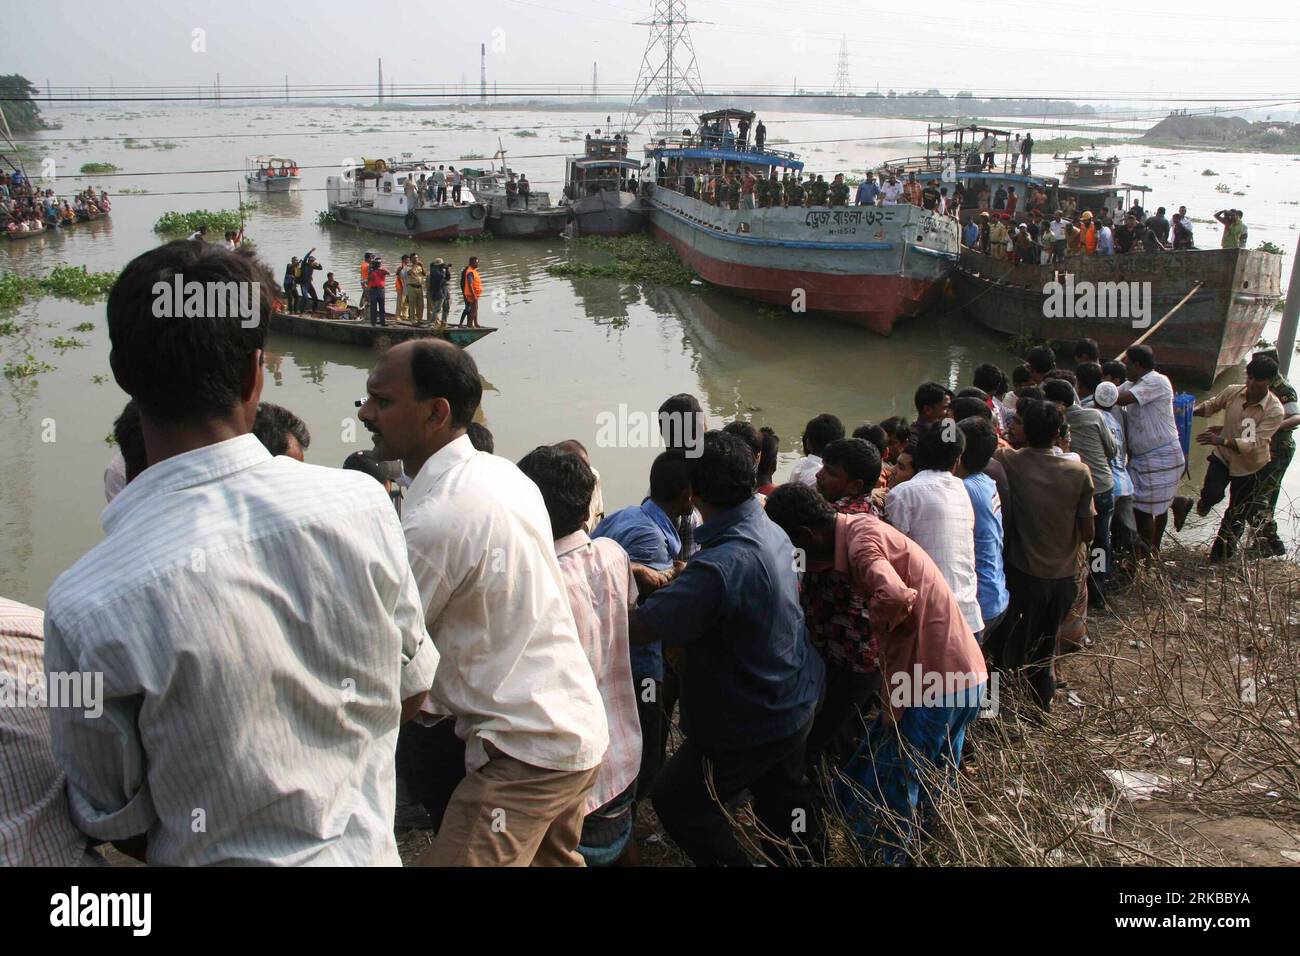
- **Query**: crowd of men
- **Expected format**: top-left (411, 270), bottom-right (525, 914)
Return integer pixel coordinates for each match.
top-left (2, 171), bottom-right (111, 235)
top-left (401, 165), bottom-right (468, 208)
top-left (2, 240), bottom-right (1295, 868)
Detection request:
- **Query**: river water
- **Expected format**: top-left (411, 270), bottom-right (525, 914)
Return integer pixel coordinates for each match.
top-left (3, 106), bottom-right (1298, 606)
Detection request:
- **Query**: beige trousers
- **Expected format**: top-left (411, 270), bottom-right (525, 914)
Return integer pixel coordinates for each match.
top-left (416, 744), bottom-right (598, 867)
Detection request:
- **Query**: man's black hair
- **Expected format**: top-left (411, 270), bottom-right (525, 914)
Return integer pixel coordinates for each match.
top-left (409, 340), bottom-right (483, 427)
top-left (658, 392), bottom-right (705, 450)
top-left (252, 402), bottom-right (311, 456)
top-left (955, 386), bottom-right (989, 402)
top-left (764, 482), bottom-right (836, 539)
top-left (802, 413), bottom-right (845, 456)
top-left (757, 426), bottom-right (780, 480)
top-left (1011, 363), bottom-right (1033, 386)
top-left (466, 421), bottom-right (494, 453)
top-left (878, 416), bottom-right (910, 442)
top-left (913, 381), bottom-right (951, 415)
top-left (957, 416), bottom-right (998, 474)
top-left (1044, 368), bottom-right (1078, 388)
top-left (517, 445), bottom-right (595, 538)
top-left (107, 240), bottom-right (273, 423)
top-left (1015, 385), bottom-right (1046, 401)
top-left (973, 363), bottom-right (1007, 399)
top-left (723, 420), bottom-right (762, 457)
top-left (1027, 345), bottom-right (1056, 375)
top-left (1042, 379), bottom-right (1077, 407)
top-left (649, 448), bottom-right (691, 502)
top-left (1073, 337), bottom-right (1100, 362)
top-left (685, 431), bottom-right (756, 508)
top-left (112, 399), bottom-right (147, 482)
top-left (821, 437), bottom-right (882, 488)
top-left (913, 419), bottom-right (965, 472)
top-left (1076, 361), bottom-right (1103, 395)
top-left (951, 396), bottom-right (992, 421)
top-left (1125, 344), bottom-right (1156, 371)
top-left (1101, 359), bottom-right (1127, 380)
top-left (1020, 398), bottom-right (1064, 448)
top-left (1246, 354), bottom-right (1279, 381)
top-left (852, 423), bottom-right (888, 456)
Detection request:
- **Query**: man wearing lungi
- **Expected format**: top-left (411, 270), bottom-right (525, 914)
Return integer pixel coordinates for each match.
top-left (1115, 345), bottom-right (1185, 558)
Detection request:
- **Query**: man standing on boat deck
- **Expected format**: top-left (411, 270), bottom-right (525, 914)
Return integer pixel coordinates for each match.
top-left (406, 255), bottom-right (427, 326)
top-left (979, 131), bottom-right (997, 170)
top-left (396, 255), bottom-right (410, 323)
top-left (1020, 132), bottom-right (1033, 174)
top-left (737, 116), bottom-right (751, 150)
top-left (404, 175), bottom-right (417, 211)
top-left (359, 340), bottom-right (608, 866)
top-left (882, 174), bottom-right (903, 205)
top-left (855, 176), bottom-right (880, 206)
top-left (368, 257), bottom-right (389, 326)
top-left (903, 172), bottom-right (922, 207)
top-left (435, 166), bottom-right (447, 205)
top-left (519, 174), bottom-right (532, 209)
top-left (460, 257), bottom-right (483, 329)
top-left (450, 167), bottom-right (463, 205)
top-left (754, 120), bottom-right (766, 151)
top-left (741, 169), bottom-right (757, 209)
top-left (426, 258), bottom-right (451, 329)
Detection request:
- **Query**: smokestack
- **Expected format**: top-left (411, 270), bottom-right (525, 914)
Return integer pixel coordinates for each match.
top-left (378, 58), bottom-right (384, 103)
top-left (480, 43), bottom-right (487, 103)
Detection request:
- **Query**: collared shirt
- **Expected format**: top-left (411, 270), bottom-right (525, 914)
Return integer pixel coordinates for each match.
top-left (1099, 406), bottom-right (1134, 498)
top-left (553, 532), bottom-right (641, 814)
top-left (1, 599), bottom-right (97, 867)
top-left (1271, 376), bottom-right (1300, 452)
top-left (402, 435), bottom-right (608, 774)
top-left (44, 435), bottom-right (437, 866)
top-left (592, 501), bottom-right (675, 681)
top-left (788, 454), bottom-right (823, 488)
top-left (833, 491), bottom-right (880, 516)
top-left (1120, 370), bottom-right (1182, 457)
top-left (884, 470), bottom-right (983, 635)
top-left (962, 473), bottom-right (1009, 624)
top-left (1065, 404), bottom-right (1117, 495)
top-left (994, 446), bottom-right (1095, 580)
top-left (637, 497), bottom-right (824, 751)
top-left (832, 514), bottom-right (985, 721)
top-left (1198, 384), bottom-right (1283, 477)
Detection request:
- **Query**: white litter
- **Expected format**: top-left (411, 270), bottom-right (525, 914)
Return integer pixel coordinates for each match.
top-left (1067, 691), bottom-right (1084, 708)
top-left (1240, 677), bottom-right (1258, 704)
top-left (1281, 850), bottom-right (1300, 863)
top-left (1103, 769), bottom-right (1168, 801)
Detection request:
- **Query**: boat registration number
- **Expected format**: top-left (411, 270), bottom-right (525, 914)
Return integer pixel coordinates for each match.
top-left (804, 209), bottom-right (888, 231)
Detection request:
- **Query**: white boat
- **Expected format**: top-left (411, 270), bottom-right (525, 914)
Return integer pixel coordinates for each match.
top-left (325, 159), bottom-right (488, 240)
top-left (245, 155), bottom-right (300, 193)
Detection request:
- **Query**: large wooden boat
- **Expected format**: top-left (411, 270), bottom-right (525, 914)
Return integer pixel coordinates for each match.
top-left (269, 302), bottom-right (496, 348)
top-left (643, 108), bottom-right (960, 335)
top-left (325, 159), bottom-right (488, 240)
top-left (952, 246), bottom-right (1283, 384)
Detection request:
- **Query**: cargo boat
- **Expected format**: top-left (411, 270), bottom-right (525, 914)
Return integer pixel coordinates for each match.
top-left (462, 154), bottom-right (568, 238)
top-left (644, 108), bottom-right (960, 334)
top-left (325, 160), bottom-right (488, 240)
top-left (560, 130), bottom-right (645, 236)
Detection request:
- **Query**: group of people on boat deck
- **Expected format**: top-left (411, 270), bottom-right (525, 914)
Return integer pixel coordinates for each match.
top-left (4, 237), bottom-right (1293, 868)
top-left (403, 166), bottom-right (465, 208)
top-left (960, 200), bottom-right (1237, 262)
top-left (256, 161), bottom-right (298, 179)
top-left (2, 180), bottom-right (110, 235)
top-left (353, 251), bottom-right (479, 330)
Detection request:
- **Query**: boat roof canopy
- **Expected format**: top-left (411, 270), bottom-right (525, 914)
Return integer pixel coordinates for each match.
top-left (647, 144), bottom-right (803, 171)
top-left (573, 157), bottom-right (642, 170)
top-left (698, 108), bottom-right (756, 123)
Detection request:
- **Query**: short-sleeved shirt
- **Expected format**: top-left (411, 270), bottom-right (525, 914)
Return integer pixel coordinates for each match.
top-left (1271, 376), bottom-right (1299, 452)
top-left (994, 446), bottom-right (1095, 580)
top-left (636, 497), bottom-right (824, 751)
top-left (1120, 370), bottom-right (1181, 457)
top-left (592, 501), bottom-right (677, 681)
top-left (962, 473), bottom-right (1010, 623)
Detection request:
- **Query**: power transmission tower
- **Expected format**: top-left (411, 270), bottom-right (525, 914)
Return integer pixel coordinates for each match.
top-left (624, 0), bottom-right (704, 135)
top-left (831, 35), bottom-right (852, 95)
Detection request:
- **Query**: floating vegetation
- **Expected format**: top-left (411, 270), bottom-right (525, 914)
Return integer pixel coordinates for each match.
top-left (0, 318), bottom-right (19, 335)
top-left (72, 322), bottom-right (95, 332)
top-left (315, 209), bottom-right (337, 226)
top-left (0, 266), bottom-right (120, 310)
top-left (117, 186), bottom-right (149, 195)
top-left (459, 153), bottom-right (486, 161)
top-left (1215, 183), bottom-right (1232, 193)
top-left (546, 235), bottom-right (696, 286)
top-left (48, 336), bottom-right (87, 350)
top-left (124, 138), bottom-right (178, 150)
top-left (1201, 168), bottom-right (1218, 176)
top-left (1257, 240), bottom-right (1285, 255)
top-left (4, 355), bottom-right (55, 379)
top-left (79, 161), bottom-right (119, 174)
top-left (153, 206), bottom-right (253, 235)
top-left (91, 374), bottom-right (107, 385)
top-left (453, 233), bottom-right (495, 245)
top-left (512, 129), bottom-right (539, 138)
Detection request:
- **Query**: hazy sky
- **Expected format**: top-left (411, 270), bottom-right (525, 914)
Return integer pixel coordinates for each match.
top-left (4, 0), bottom-right (1299, 106)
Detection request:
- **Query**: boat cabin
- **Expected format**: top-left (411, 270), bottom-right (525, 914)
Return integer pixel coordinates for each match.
top-left (248, 155), bottom-right (299, 179)
top-left (326, 159), bottom-right (433, 213)
top-left (564, 131), bottom-right (640, 200)
top-left (644, 108), bottom-right (804, 197)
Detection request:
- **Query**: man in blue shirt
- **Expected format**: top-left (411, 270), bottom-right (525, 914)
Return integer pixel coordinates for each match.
top-left (855, 177), bottom-right (881, 206)
top-left (630, 431), bottom-right (825, 866)
top-left (955, 417), bottom-right (1009, 639)
top-left (962, 217), bottom-right (981, 249)
top-left (591, 449), bottom-right (694, 797)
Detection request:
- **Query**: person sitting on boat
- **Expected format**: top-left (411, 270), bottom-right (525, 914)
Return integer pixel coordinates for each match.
top-left (518, 174), bottom-right (531, 209)
top-left (61, 202), bottom-right (77, 225)
top-left (505, 173), bottom-right (520, 209)
top-left (323, 272), bottom-right (344, 306)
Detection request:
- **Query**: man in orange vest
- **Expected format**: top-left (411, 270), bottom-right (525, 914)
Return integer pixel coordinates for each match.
top-left (360, 253), bottom-right (372, 310)
top-left (459, 256), bottom-right (483, 329)
top-left (1080, 211), bottom-right (1097, 255)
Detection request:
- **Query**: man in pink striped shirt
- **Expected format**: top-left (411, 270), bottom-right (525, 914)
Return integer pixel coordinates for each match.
top-left (518, 446), bottom-right (643, 866)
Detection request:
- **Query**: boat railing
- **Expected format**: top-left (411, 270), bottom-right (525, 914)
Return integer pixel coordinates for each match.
top-left (649, 136), bottom-right (800, 165)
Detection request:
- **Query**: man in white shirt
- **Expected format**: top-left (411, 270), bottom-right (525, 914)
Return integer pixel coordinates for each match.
top-left (885, 420), bottom-right (985, 637)
top-left (359, 339), bottom-right (608, 866)
top-left (881, 176), bottom-right (904, 205)
top-left (1115, 345), bottom-right (1186, 558)
top-left (979, 132), bottom-right (997, 169)
top-left (45, 241), bottom-right (437, 866)
top-left (789, 413), bottom-right (844, 487)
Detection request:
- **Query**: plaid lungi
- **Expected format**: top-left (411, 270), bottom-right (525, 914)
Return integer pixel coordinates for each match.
top-left (1129, 441), bottom-right (1185, 515)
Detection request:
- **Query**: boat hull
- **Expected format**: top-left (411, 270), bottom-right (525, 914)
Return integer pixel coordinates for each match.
top-left (329, 202), bottom-right (488, 240)
top-left (646, 188), bottom-right (959, 334)
top-left (269, 304), bottom-right (495, 348)
top-left (486, 205), bottom-right (569, 238)
top-left (952, 247), bottom-right (1283, 385)
top-left (246, 176), bottom-right (297, 193)
top-left (567, 190), bottom-right (646, 236)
